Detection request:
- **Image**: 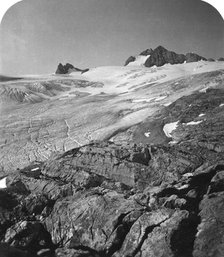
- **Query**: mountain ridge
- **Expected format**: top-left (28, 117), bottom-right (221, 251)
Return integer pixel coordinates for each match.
top-left (125, 45), bottom-right (208, 67)
top-left (55, 63), bottom-right (89, 74)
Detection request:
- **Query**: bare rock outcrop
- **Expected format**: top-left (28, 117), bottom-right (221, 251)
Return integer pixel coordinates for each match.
top-left (55, 63), bottom-right (89, 74)
top-left (145, 46), bottom-right (186, 67)
top-left (139, 48), bottom-right (153, 56)
top-left (185, 52), bottom-right (207, 63)
top-left (125, 46), bottom-right (208, 68)
top-left (1, 142), bottom-right (224, 257)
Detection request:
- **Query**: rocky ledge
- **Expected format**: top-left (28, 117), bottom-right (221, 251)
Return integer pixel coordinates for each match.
top-left (1, 84), bottom-right (224, 257)
top-left (1, 141), bottom-right (224, 257)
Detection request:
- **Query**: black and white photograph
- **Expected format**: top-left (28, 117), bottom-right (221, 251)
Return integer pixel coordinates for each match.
top-left (0, 0), bottom-right (224, 256)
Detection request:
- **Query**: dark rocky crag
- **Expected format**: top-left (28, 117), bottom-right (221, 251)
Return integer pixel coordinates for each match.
top-left (1, 81), bottom-right (224, 256)
top-left (185, 53), bottom-right (207, 63)
top-left (207, 58), bottom-right (215, 62)
top-left (55, 63), bottom-right (89, 74)
top-left (125, 46), bottom-right (207, 67)
top-left (139, 48), bottom-right (153, 56)
top-left (145, 46), bottom-right (186, 67)
top-left (124, 56), bottom-right (136, 66)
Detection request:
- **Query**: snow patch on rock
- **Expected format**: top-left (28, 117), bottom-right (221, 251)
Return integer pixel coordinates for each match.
top-left (183, 173), bottom-right (193, 178)
top-left (0, 177), bottom-right (7, 189)
top-left (155, 96), bottom-right (167, 102)
top-left (144, 132), bottom-right (151, 137)
top-left (163, 121), bottom-right (179, 138)
top-left (186, 120), bottom-right (203, 126)
top-left (31, 167), bottom-right (40, 171)
top-left (199, 87), bottom-right (208, 93)
top-left (163, 102), bottom-right (172, 107)
top-left (168, 140), bottom-right (178, 145)
top-left (127, 55), bottom-right (151, 66)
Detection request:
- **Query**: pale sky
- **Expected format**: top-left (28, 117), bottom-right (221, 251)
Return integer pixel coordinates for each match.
top-left (0, 0), bottom-right (223, 76)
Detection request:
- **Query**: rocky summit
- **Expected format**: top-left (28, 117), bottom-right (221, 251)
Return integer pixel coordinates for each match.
top-left (125, 46), bottom-right (207, 67)
top-left (1, 51), bottom-right (224, 257)
top-left (55, 63), bottom-right (89, 74)
top-left (144, 46), bottom-right (186, 67)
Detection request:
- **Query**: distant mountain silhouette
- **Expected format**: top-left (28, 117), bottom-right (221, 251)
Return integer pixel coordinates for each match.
top-left (185, 52), bottom-right (207, 63)
top-left (207, 58), bottom-right (215, 62)
top-left (125, 46), bottom-right (207, 67)
top-left (145, 46), bottom-right (186, 67)
top-left (55, 63), bottom-right (89, 74)
top-left (0, 75), bottom-right (22, 82)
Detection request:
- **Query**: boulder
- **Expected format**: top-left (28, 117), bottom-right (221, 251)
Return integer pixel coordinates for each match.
top-left (45, 188), bottom-right (143, 254)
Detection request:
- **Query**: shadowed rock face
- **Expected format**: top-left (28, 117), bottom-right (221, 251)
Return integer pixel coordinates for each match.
top-left (125, 46), bottom-right (207, 68)
top-left (55, 63), bottom-right (89, 74)
top-left (185, 53), bottom-right (207, 63)
top-left (139, 48), bottom-right (153, 56)
top-left (207, 58), bottom-right (215, 62)
top-left (145, 46), bottom-right (186, 67)
top-left (56, 63), bottom-right (77, 74)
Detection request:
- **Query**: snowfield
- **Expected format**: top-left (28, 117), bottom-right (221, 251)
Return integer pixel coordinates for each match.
top-left (185, 120), bottom-right (203, 126)
top-left (0, 177), bottom-right (7, 189)
top-left (127, 54), bottom-right (151, 66)
top-left (163, 121), bottom-right (179, 138)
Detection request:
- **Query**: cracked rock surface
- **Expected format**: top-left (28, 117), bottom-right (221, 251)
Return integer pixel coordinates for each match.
top-left (1, 141), bottom-right (224, 256)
